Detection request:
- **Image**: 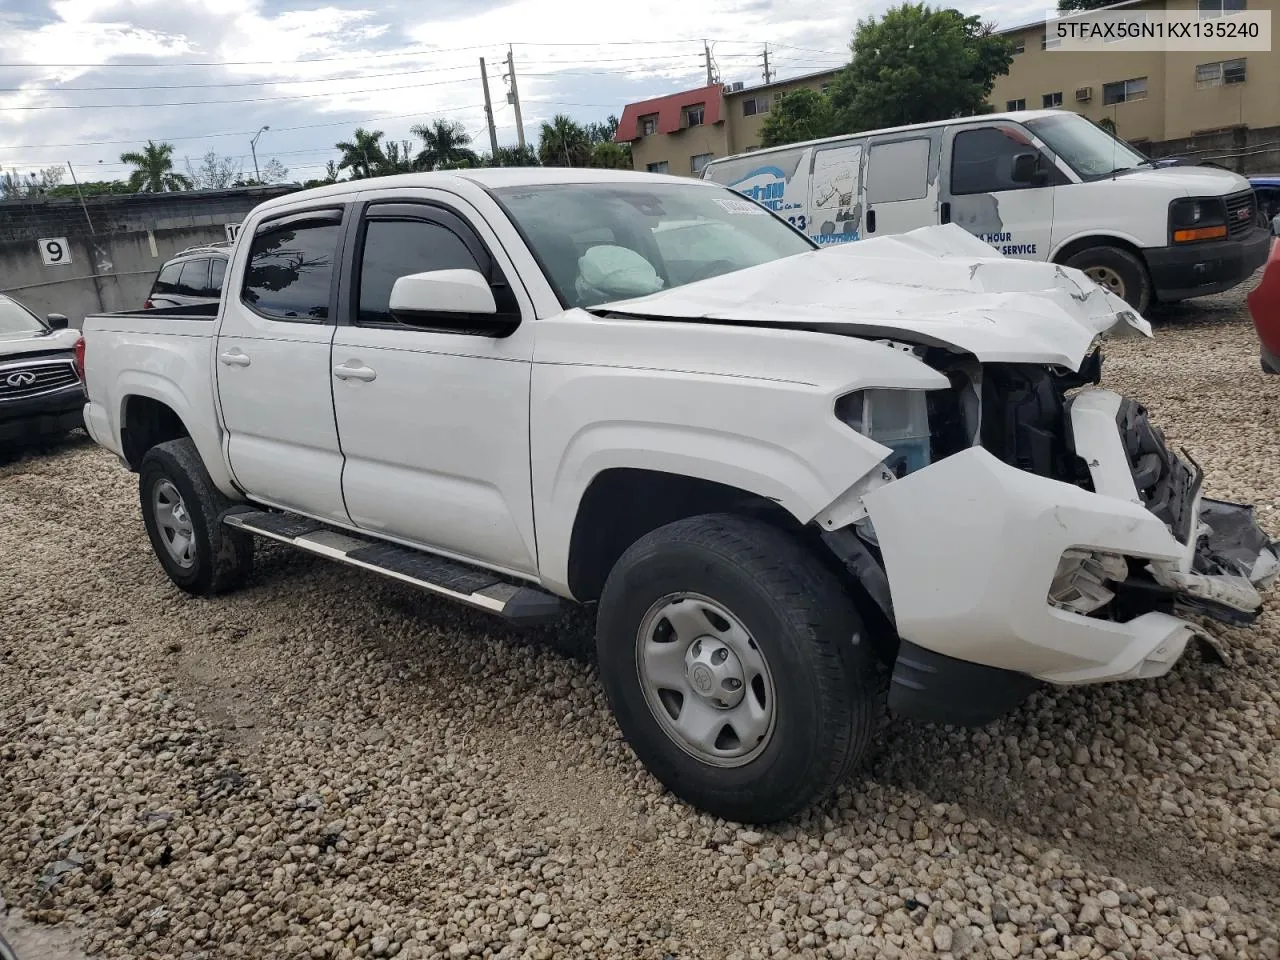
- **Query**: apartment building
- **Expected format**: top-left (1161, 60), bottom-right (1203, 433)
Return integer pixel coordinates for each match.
top-left (615, 69), bottom-right (842, 176)
top-left (989, 0), bottom-right (1278, 146)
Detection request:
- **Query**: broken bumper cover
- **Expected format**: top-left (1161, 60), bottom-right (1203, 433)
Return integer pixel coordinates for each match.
top-left (862, 389), bottom-right (1277, 713)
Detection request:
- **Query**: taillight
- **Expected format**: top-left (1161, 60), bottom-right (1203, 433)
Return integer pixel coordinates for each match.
top-left (144, 298), bottom-right (154, 309)
top-left (73, 335), bottom-right (86, 382)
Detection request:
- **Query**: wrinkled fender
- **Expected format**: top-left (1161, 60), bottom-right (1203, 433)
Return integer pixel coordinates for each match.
top-left (114, 367), bottom-right (236, 498)
top-left (529, 313), bottom-right (949, 595)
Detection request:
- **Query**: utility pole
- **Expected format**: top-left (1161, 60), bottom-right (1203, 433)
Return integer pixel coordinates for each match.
top-left (761, 44), bottom-right (772, 84)
top-left (65, 161), bottom-right (95, 236)
top-left (250, 125), bottom-right (269, 182)
top-left (479, 57), bottom-right (499, 155)
top-left (704, 39), bottom-right (716, 85)
top-left (504, 46), bottom-right (526, 150)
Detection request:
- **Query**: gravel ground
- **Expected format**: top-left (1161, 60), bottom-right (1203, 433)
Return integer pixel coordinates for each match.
top-left (2, 282), bottom-right (1278, 960)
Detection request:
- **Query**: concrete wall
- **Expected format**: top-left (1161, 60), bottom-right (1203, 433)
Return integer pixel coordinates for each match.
top-left (1146, 125), bottom-right (1280, 174)
top-left (0, 185), bottom-right (296, 325)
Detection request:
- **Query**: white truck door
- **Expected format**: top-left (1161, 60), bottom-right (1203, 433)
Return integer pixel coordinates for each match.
top-left (940, 121), bottom-right (1059, 261)
top-left (329, 197), bottom-right (538, 577)
top-left (214, 206), bottom-right (350, 521)
top-left (862, 133), bottom-right (938, 238)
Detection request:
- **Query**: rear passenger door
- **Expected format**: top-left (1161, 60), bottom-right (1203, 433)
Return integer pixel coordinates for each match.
top-left (215, 206), bottom-right (351, 521)
top-left (941, 122), bottom-right (1060, 261)
top-left (329, 194), bottom-right (538, 576)
top-left (862, 133), bottom-right (939, 238)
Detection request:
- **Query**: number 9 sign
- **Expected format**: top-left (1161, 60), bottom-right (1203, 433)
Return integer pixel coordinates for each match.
top-left (39, 237), bottom-right (72, 266)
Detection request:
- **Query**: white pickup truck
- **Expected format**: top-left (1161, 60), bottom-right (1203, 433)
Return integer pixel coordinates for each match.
top-left (81, 169), bottom-right (1278, 824)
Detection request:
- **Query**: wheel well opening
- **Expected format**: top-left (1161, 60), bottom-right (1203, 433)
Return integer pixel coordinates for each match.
top-left (121, 396), bottom-right (190, 471)
top-left (1052, 235), bottom-right (1146, 268)
top-left (566, 469), bottom-right (800, 602)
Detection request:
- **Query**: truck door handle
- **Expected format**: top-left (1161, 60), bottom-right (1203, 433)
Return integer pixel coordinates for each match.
top-left (940, 201), bottom-right (951, 225)
top-left (219, 350), bottom-right (251, 367)
top-left (866, 209), bottom-right (877, 234)
top-left (333, 362), bottom-right (376, 382)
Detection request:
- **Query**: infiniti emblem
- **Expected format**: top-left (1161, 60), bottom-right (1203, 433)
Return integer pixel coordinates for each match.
top-left (5, 371), bottom-right (36, 387)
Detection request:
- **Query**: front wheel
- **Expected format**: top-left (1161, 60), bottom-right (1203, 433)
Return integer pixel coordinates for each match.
top-left (1064, 244), bottom-right (1152, 313)
top-left (596, 513), bottom-right (877, 824)
top-left (139, 438), bottom-right (253, 596)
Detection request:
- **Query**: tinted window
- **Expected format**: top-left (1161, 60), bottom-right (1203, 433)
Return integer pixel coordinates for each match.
top-left (357, 219), bottom-right (482, 325)
top-left (951, 126), bottom-right (1047, 194)
top-left (866, 138), bottom-right (930, 203)
top-left (176, 259), bottom-right (209, 297)
top-left (209, 258), bottom-right (227, 294)
top-left (241, 222), bottom-right (341, 321)
top-left (153, 262), bottom-right (182, 295)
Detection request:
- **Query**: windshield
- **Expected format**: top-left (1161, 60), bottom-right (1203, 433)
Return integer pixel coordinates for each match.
top-left (1024, 113), bottom-right (1149, 180)
top-left (492, 182), bottom-right (814, 309)
top-left (0, 296), bottom-right (46, 338)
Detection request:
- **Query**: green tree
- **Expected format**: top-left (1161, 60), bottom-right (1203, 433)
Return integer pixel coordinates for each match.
top-left (585, 115), bottom-right (620, 144)
top-left (119, 140), bottom-right (192, 192)
top-left (482, 144), bottom-right (540, 167)
top-left (374, 139), bottom-right (417, 176)
top-left (410, 119), bottom-right (478, 171)
top-left (1058, 0), bottom-right (1118, 9)
top-left (46, 179), bottom-right (132, 199)
top-left (334, 127), bottom-right (385, 180)
top-left (828, 3), bottom-right (1015, 132)
top-left (1097, 116), bottom-right (1117, 134)
top-left (588, 141), bottom-right (632, 169)
top-left (759, 88), bottom-right (840, 148)
top-left (323, 160), bottom-right (342, 183)
top-left (538, 115), bottom-right (592, 167)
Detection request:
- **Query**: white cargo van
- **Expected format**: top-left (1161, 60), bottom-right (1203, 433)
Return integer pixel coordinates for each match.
top-left (702, 109), bottom-right (1270, 312)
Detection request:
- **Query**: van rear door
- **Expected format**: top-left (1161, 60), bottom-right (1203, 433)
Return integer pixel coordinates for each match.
top-left (941, 120), bottom-right (1060, 261)
top-left (863, 132), bottom-right (939, 238)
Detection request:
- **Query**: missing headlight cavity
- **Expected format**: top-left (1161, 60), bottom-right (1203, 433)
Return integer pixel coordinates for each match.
top-left (979, 348), bottom-right (1102, 484)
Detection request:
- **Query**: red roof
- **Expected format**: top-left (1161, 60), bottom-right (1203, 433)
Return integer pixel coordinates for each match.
top-left (615, 85), bottom-right (723, 143)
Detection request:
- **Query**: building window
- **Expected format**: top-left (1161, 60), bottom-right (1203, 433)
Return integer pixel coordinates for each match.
top-left (1043, 91), bottom-right (1063, 107)
top-left (646, 160), bottom-right (669, 174)
top-left (1102, 76), bottom-right (1148, 104)
top-left (1012, 38), bottom-right (1026, 54)
top-left (640, 114), bottom-right (658, 136)
top-left (1041, 32), bottom-right (1062, 50)
top-left (820, 82), bottom-right (831, 93)
top-left (1198, 0), bottom-right (1245, 17)
top-left (1197, 58), bottom-right (1248, 85)
top-left (685, 104), bottom-right (705, 127)
top-left (742, 97), bottom-right (768, 117)
top-left (773, 92), bottom-right (783, 102)
top-left (1006, 98), bottom-right (1026, 111)
top-left (691, 153), bottom-right (713, 174)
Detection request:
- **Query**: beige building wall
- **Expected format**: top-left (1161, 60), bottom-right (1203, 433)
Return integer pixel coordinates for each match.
top-left (630, 123), bottom-right (727, 176)
top-left (989, 0), bottom-right (1280, 144)
top-left (723, 72), bottom-right (838, 154)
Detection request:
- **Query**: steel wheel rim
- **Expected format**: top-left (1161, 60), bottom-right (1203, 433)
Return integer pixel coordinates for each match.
top-left (1084, 264), bottom-right (1126, 299)
top-left (635, 592), bottom-right (777, 768)
top-left (153, 479), bottom-right (196, 569)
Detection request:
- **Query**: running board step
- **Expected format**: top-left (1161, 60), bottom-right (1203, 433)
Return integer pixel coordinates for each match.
top-left (221, 508), bottom-right (563, 626)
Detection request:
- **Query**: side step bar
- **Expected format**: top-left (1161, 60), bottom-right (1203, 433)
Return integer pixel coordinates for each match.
top-left (221, 508), bottom-right (563, 626)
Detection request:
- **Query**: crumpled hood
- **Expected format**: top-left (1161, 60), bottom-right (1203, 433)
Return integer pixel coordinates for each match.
top-left (0, 327), bottom-right (79, 358)
top-left (597, 224), bottom-right (1152, 370)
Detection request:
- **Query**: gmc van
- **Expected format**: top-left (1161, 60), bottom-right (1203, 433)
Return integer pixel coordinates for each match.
top-left (702, 109), bottom-right (1270, 312)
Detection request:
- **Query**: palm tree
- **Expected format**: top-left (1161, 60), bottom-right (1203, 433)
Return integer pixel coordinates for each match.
top-left (375, 140), bottom-right (417, 176)
top-left (537, 115), bottom-right (592, 167)
top-left (323, 160), bottom-right (341, 184)
top-left (119, 141), bottom-right (191, 192)
top-left (410, 119), bottom-right (478, 171)
top-left (334, 128), bottom-right (386, 180)
top-left (483, 144), bottom-right (540, 168)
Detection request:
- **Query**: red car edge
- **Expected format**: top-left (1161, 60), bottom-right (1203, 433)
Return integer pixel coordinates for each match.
top-left (1247, 236), bottom-right (1280, 374)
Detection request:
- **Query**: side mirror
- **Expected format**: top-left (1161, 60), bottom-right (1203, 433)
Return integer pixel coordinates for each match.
top-left (388, 269), bottom-right (518, 337)
top-left (1010, 152), bottom-right (1042, 184)
top-left (46, 313), bottom-right (69, 329)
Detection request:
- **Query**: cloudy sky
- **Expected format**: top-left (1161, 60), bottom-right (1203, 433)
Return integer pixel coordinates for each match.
top-left (0, 0), bottom-right (1047, 186)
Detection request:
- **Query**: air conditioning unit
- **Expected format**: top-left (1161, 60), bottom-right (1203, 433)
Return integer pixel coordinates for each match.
top-left (1075, 86), bottom-right (1093, 102)
top-left (731, 81), bottom-right (744, 92)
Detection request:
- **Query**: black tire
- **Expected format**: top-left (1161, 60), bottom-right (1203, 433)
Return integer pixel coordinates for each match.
top-left (595, 513), bottom-right (877, 824)
top-left (139, 438), bottom-right (253, 596)
top-left (1064, 244), bottom-right (1152, 313)
top-left (1263, 344), bottom-right (1280, 375)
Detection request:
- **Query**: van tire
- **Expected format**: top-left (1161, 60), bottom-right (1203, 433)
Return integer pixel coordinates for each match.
top-left (1064, 245), bottom-right (1152, 313)
top-left (139, 438), bottom-right (253, 596)
top-left (595, 513), bottom-right (877, 824)
top-left (1263, 345), bottom-right (1280, 375)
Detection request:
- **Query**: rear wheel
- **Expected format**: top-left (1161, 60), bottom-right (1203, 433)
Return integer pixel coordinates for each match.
top-left (1065, 245), bottom-right (1152, 313)
top-left (139, 438), bottom-right (252, 596)
top-left (1263, 344), bottom-right (1280, 375)
top-left (596, 513), bottom-right (877, 823)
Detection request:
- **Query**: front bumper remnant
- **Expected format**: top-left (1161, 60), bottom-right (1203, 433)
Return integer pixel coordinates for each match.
top-left (863, 388), bottom-right (1277, 722)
